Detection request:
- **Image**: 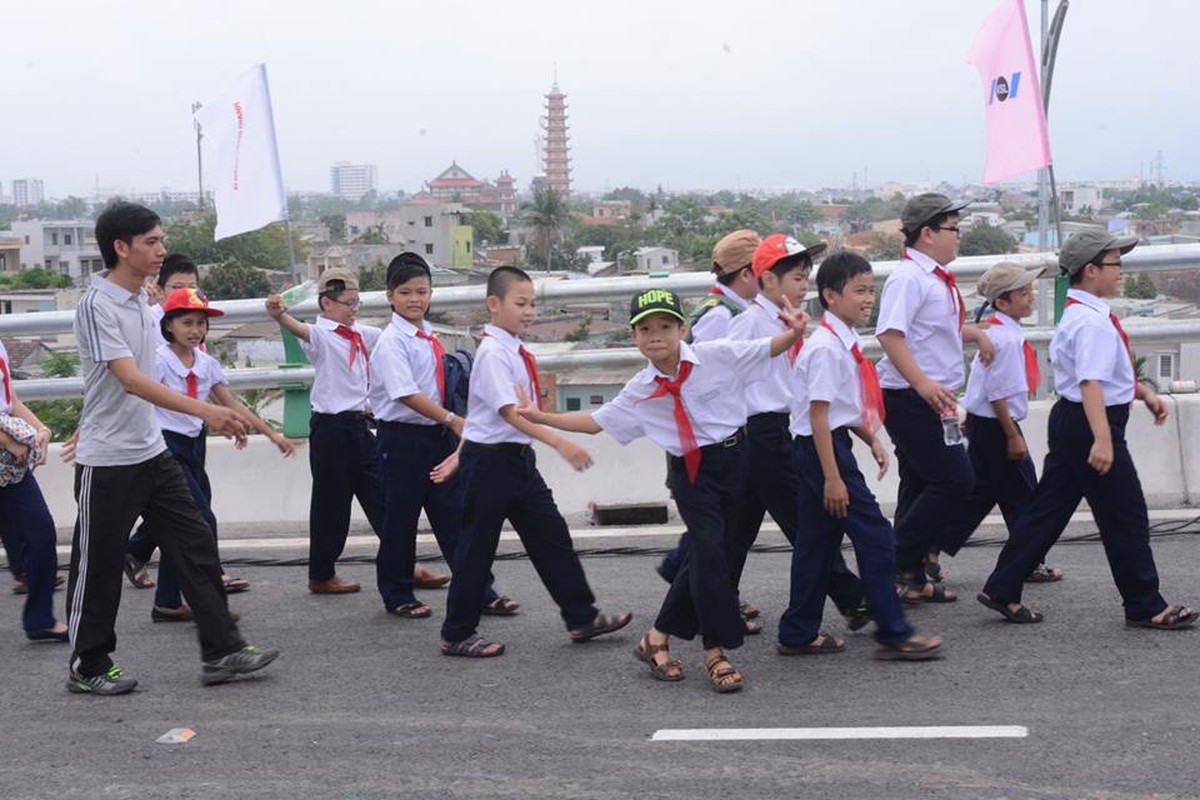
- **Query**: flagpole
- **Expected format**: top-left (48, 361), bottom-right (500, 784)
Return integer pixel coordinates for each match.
top-left (1040, 1), bottom-right (1070, 321)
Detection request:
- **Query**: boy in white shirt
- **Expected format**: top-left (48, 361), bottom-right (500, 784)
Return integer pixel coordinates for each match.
top-left (779, 251), bottom-right (941, 661)
top-left (979, 231), bottom-right (1195, 629)
top-left (519, 287), bottom-right (809, 692)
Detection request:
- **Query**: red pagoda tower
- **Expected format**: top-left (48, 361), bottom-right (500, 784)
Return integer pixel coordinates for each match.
top-left (541, 82), bottom-right (571, 197)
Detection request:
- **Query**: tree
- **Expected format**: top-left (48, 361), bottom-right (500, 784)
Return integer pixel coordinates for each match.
top-left (25, 350), bottom-right (81, 440)
top-left (319, 213), bottom-right (347, 243)
top-left (1124, 273), bottom-right (1157, 299)
top-left (204, 257), bottom-right (272, 300)
top-left (864, 232), bottom-right (904, 262)
top-left (523, 187), bottom-right (570, 271)
top-left (0, 267), bottom-right (72, 289)
top-left (164, 213), bottom-right (305, 268)
top-left (358, 259), bottom-right (387, 292)
top-left (353, 224), bottom-right (389, 245)
top-left (958, 221), bottom-right (1018, 257)
top-left (467, 209), bottom-right (506, 245)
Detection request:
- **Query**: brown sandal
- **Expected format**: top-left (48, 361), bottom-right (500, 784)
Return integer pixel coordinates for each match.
top-left (634, 635), bottom-right (684, 682)
top-left (703, 654), bottom-right (744, 694)
top-left (390, 602), bottom-right (432, 619)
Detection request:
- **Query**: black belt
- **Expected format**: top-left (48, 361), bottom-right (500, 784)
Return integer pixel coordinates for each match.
top-left (462, 440), bottom-right (532, 456)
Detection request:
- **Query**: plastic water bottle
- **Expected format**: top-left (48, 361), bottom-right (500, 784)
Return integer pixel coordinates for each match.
top-left (940, 406), bottom-right (963, 447)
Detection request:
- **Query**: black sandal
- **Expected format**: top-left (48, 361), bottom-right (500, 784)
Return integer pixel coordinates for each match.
top-left (480, 596), bottom-right (520, 616)
top-left (1127, 605), bottom-right (1198, 630)
top-left (874, 634), bottom-right (943, 661)
top-left (902, 584), bottom-right (957, 604)
top-left (976, 592), bottom-right (1043, 623)
top-left (440, 635), bottom-right (505, 657)
top-left (390, 602), bottom-right (432, 619)
top-left (569, 610), bottom-right (633, 643)
top-left (777, 632), bottom-right (846, 655)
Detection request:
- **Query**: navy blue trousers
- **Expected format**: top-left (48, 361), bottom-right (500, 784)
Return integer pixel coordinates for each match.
top-left (883, 388), bottom-right (976, 587)
top-left (376, 421), bottom-right (498, 611)
top-left (936, 414), bottom-right (1038, 556)
top-left (655, 436), bottom-right (748, 650)
top-left (128, 430), bottom-right (218, 608)
top-left (308, 412), bottom-right (385, 582)
top-left (780, 431), bottom-right (915, 647)
top-left (0, 473), bottom-right (58, 633)
top-left (983, 400), bottom-right (1166, 620)
top-left (441, 442), bottom-right (597, 644)
top-left (731, 413), bottom-right (865, 613)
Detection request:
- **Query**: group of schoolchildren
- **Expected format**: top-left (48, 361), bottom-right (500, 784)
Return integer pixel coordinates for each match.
top-left (0, 195), bottom-right (1192, 698)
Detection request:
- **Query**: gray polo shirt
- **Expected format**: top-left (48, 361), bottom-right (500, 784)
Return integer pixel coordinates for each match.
top-left (74, 274), bottom-right (167, 467)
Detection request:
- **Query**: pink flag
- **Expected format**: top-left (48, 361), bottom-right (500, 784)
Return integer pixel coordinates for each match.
top-left (967, 0), bottom-right (1052, 183)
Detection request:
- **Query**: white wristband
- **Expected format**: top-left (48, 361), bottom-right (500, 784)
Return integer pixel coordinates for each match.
top-left (442, 411), bottom-right (457, 426)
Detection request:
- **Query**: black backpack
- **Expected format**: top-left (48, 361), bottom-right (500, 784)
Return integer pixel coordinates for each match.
top-left (442, 349), bottom-right (473, 416)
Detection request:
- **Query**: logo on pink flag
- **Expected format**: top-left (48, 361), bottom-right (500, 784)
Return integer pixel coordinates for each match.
top-left (968, 0), bottom-right (1052, 183)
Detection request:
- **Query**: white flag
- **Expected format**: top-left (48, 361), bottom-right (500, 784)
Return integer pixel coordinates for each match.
top-left (195, 64), bottom-right (287, 240)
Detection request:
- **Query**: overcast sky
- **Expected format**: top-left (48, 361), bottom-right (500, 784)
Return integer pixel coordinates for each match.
top-left (4, 0), bottom-right (1197, 199)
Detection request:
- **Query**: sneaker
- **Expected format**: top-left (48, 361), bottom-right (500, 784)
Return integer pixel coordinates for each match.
top-left (66, 664), bottom-right (138, 695)
top-left (201, 644), bottom-right (280, 686)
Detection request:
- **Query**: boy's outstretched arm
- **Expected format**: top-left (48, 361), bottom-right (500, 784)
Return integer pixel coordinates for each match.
top-left (513, 383), bottom-right (602, 434)
top-left (265, 293), bottom-right (311, 342)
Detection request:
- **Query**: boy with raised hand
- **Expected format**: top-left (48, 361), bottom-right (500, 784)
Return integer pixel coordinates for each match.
top-left (519, 287), bottom-right (809, 693)
top-left (978, 231), bottom-right (1195, 629)
top-left (876, 193), bottom-right (994, 602)
top-left (726, 234), bottom-right (869, 632)
top-left (68, 201), bottom-right (278, 695)
top-left (438, 267), bottom-right (632, 658)
top-left (779, 250), bottom-right (941, 661)
top-left (369, 253), bottom-right (516, 619)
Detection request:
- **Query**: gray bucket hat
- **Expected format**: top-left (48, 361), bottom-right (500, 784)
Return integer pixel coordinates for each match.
top-left (1058, 230), bottom-right (1139, 276)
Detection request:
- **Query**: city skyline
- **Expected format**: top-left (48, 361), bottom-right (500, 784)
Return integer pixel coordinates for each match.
top-left (3, 1), bottom-right (1198, 199)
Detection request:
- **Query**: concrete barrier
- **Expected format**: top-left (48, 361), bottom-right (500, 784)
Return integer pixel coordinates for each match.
top-left (33, 394), bottom-right (1199, 528)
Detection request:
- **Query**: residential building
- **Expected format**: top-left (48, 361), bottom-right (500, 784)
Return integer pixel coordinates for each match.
top-left (1058, 184), bottom-right (1104, 214)
top-left (410, 163), bottom-right (518, 215)
top-left (11, 178), bottom-right (45, 207)
top-left (10, 220), bottom-right (104, 284)
top-left (344, 203), bottom-right (473, 267)
top-left (330, 162), bottom-right (378, 201)
top-left (632, 246), bottom-right (679, 272)
top-left (0, 234), bottom-right (22, 274)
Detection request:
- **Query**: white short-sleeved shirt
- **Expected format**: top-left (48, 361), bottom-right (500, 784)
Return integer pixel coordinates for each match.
top-left (461, 324), bottom-right (537, 445)
top-left (369, 313), bottom-right (442, 425)
top-left (153, 344), bottom-right (228, 437)
top-left (875, 248), bottom-right (966, 390)
top-left (790, 313), bottom-right (869, 436)
top-left (727, 295), bottom-right (793, 415)
top-left (964, 313), bottom-right (1032, 420)
top-left (592, 338), bottom-right (771, 455)
top-left (300, 316), bottom-right (381, 414)
top-left (689, 284), bottom-right (749, 343)
top-left (1051, 289), bottom-right (1135, 405)
top-left (0, 339), bottom-right (13, 416)
top-left (74, 275), bottom-right (167, 466)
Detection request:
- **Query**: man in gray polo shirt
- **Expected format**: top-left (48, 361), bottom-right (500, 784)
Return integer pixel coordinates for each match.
top-left (66, 201), bottom-right (280, 695)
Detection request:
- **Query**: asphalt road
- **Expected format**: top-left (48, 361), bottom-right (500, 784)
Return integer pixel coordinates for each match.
top-left (1, 522), bottom-right (1198, 800)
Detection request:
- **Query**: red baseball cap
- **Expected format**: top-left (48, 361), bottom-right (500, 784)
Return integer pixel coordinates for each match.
top-left (751, 234), bottom-right (827, 278)
top-left (161, 287), bottom-right (224, 318)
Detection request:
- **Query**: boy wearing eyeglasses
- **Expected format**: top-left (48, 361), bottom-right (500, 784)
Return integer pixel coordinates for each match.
top-left (875, 193), bottom-right (994, 603)
top-left (978, 231), bottom-right (1195, 630)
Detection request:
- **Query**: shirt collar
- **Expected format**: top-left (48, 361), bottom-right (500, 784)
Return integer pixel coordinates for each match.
top-left (820, 311), bottom-right (859, 351)
top-left (1065, 288), bottom-right (1110, 315)
top-left (483, 323), bottom-right (523, 351)
top-left (315, 316), bottom-right (350, 331)
top-left (902, 247), bottom-right (947, 273)
top-left (391, 313), bottom-right (429, 337)
top-left (638, 341), bottom-right (699, 384)
top-left (157, 343), bottom-right (196, 378)
top-left (91, 274), bottom-right (142, 303)
top-left (753, 293), bottom-right (782, 317)
top-left (989, 311), bottom-right (1022, 332)
top-left (713, 283), bottom-right (750, 310)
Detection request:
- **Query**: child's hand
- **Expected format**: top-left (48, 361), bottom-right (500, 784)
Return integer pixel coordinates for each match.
top-left (0, 430), bottom-right (30, 463)
top-left (556, 439), bottom-right (593, 472)
top-left (145, 280), bottom-right (164, 306)
top-left (1142, 390), bottom-right (1169, 426)
top-left (204, 406), bottom-right (249, 440)
top-left (430, 450), bottom-right (459, 484)
top-left (273, 434), bottom-right (297, 458)
top-left (33, 426), bottom-right (51, 467)
top-left (1087, 437), bottom-right (1114, 476)
top-left (777, 296), bottom-right (811, 336)
top-left (265, 294), bottom-right (287, 320)
top-left (914, 378), bottom-right (958, 414)
top-left (869, 438), bottom-right (889, 479)
top-left (823, 476), bottom-right (849, 519)
top-left (60, 428), bottom-right (79, 464)
top-left (1006, 433), bottom-right (1029, 461)
top-left (233, 432), bottom-right (249, 450)
top-left (513, 383), bottom-right (543, 421)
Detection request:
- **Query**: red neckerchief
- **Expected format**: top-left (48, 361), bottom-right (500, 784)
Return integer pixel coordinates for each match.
top-left (482, 330), bottom-right (541, 410)
top-left (755, 299), bottom-right (803, 366)
top-left (644, 360), bottom-right (700, 483)
top-left (820, 318), bottom-right (884, 434)
top-left (987, 315), bottom-right (1038, 396)
top-left (905, 249), bottom-right (965, 330)
top-left (185, 371), bottom-right (199, 399)
top-left (416, 329), bottom-right (447, 404)
top-left (0, 355), bottom-right (11, 406)
top-left (333, 324), bottom-right (370, 381)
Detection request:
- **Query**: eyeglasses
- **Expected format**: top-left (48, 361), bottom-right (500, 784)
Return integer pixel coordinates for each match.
top-left (326, 297), bottom-right (361, 309)
top-left (933, 226), bottom-right (961, 235)
top-left (1097, 260), bottom-right (1122, 268)
top-left (164, 282), bottom-right (195, 291)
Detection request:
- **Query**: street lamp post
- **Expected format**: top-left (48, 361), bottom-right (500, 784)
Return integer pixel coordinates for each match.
top-left (191, 101), bottom-right (204, 211)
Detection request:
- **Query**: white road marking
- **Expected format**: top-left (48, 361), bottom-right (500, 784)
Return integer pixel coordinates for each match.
top-left (651, 726), bottom-right (1028, 741)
